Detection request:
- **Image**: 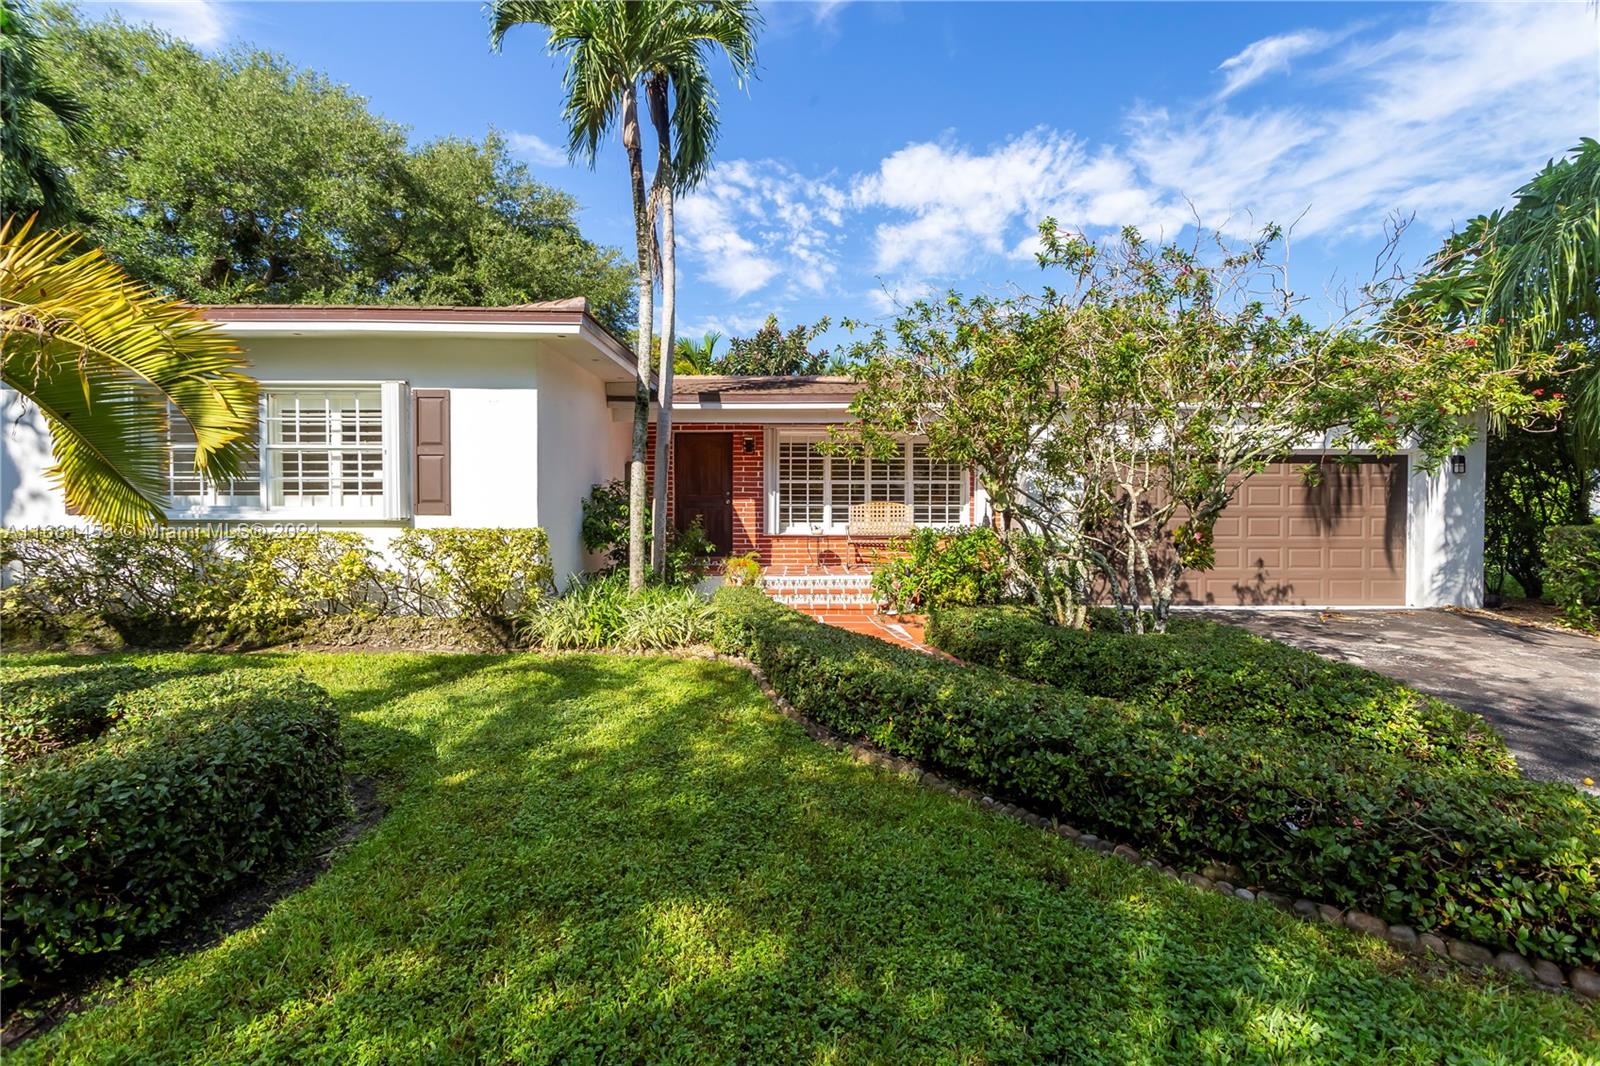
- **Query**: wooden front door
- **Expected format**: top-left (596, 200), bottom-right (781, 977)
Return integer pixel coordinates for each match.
top-left (674, 433), bottom-right (734, 555)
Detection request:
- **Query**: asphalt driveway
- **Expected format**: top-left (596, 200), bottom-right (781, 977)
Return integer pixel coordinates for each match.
top-left (1205, 609), bottom-right (1600, 791)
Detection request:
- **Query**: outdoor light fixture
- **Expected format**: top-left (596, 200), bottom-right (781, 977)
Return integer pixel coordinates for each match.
top-left (743, 436), bottom-right (755, 454)
top-left (1450, 454), bottom-right (1467, 475)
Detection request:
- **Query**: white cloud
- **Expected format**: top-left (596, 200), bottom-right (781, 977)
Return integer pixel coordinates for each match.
top-left (505, 131), bottom-right (569, 168)
top-left (677, 160), bottom-right (847, 299)
top-left (97, 0), bottom-right (230, 47)
top-left (1215, 30), bottom-right (1336, 98)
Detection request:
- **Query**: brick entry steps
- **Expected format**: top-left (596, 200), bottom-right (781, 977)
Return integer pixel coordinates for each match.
top-left (761, 570), bottom-right (875, 610)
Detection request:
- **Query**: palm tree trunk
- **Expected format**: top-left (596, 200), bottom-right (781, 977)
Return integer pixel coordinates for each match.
top-left (648, 75), bottom-right (676, 578)
top-left (622, 83), bottom-right (654, 593)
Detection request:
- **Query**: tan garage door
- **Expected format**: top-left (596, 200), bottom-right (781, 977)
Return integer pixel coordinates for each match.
top-left (1173, 456), bottom-right (1407, 606)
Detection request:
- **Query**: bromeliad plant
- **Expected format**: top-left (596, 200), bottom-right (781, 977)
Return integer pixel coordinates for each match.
top-left (841, 222), bottom-right (1562, 631)
top-left (0, 217), bottom-right (258, 528)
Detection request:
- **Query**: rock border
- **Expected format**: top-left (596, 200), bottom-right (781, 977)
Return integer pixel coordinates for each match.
top-left (726, 654), bottom-right (1598, 1000)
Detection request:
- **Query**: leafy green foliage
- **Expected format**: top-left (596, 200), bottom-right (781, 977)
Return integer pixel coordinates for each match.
top-left (713, 587), bottom-right (1600, 966)
top-left (392, 528), bottom-right (555, 643)
top-left (519, 572), bottom-right (711, 650)
top-left (843, 223), bottom-right (1560, 630)
top-left (1, 670), bottom-right (344, 986)
top-left (1544, 524), bottom-right (1600, 629)
top-left (34, 8), bottom-right (634, 331)
top-left (715, 314), bottom-right (839, 375)
top-left (871, 527), bottom-right (1006, 613)
top-left (580, 479), bottom-right (716, 585)
top-left (5, 650), bottom-right (1595, 1060)
top-left (928, 607), bottom-right (1513, 773)
top-left (0, 663), bottom-right (148, 765)
top-left (1486, 425), bottom-right (1594, 598)
top-left (0, 529), bottom-right (388, 646)
top-left (0, 0), bottom-right (86, 224)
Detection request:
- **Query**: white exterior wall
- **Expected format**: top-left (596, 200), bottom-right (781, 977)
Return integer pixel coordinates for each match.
top-left (1405, 429), bottom-right (1487, 608)
top-left (1, 331), bottom-right (625, 587)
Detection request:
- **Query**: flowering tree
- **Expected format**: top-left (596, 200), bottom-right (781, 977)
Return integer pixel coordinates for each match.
top-left (842, 222), bottom-right (1559, 631)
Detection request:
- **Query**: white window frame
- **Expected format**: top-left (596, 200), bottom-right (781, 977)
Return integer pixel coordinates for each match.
top-left (765, 429), bottom-right (969, 534)
top-left (164, 380), bottom-right (408, 522)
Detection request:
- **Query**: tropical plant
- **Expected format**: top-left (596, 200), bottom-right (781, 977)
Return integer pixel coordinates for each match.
top-left (0, 0), bottom-right (86, 225)
top-left (491, 1), bottom-right (658, 591)
top-left (674, 331), bottom-right (722, 374)
top-left (640, 2), bottom-right (760, 577)
top-left (1413, 139), bottom-right (1599, 454)
top-left (0, 218), bottom-right (258, 528)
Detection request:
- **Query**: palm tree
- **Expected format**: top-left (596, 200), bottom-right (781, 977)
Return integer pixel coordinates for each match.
top-left (0, 0), bottom-right (88, 225)
top-left (643, 1), bottom-right (759, 575)
top-left (1416, 138), bottom-right (1600, 455)
top-left (1, 217), bottom-right (258, 527)
top-left (491, 1), bottom-right (657, 590)
top-left (674, 331), bottom-right (722, 375)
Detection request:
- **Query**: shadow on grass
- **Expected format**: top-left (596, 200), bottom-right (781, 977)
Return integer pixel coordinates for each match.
top-left (11, 652), bottom-right (1596, 1063)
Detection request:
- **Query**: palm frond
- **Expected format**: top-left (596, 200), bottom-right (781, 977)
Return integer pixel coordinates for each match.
top-left (1, 216), bottom-right (259, 528)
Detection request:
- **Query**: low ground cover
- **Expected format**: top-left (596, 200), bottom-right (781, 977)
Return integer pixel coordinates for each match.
top-left (5, 649), bottom-right (1596, 1062)
top-left (929, 606), bottom-right (1513, 772)
top-left (714, 588), bottom-right (1600, 968)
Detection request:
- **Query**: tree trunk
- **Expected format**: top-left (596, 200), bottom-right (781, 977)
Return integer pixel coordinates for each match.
top-left (647, 75), bottom-right (675, 578)
top-left (622, 84), bottom-right (654, 593)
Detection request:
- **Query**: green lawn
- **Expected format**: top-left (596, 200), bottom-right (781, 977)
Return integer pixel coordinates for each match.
top-left (8, 651), bottom-right (1598, 1064)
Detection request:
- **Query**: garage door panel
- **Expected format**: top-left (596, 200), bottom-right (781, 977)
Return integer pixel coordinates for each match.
top-left (1172, 456), bottom-right (1406, 607)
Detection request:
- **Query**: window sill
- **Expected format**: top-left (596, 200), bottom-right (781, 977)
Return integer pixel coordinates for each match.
top-left (165, 509), bottom-right (410, 526)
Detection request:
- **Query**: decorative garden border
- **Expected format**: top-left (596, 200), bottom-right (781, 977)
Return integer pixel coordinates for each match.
top-left (723, 653), bottom-right (1600, 1000)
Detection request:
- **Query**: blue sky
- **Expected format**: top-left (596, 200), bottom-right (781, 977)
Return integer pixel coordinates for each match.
top-left (88, 1), bottom-right (1599, 343)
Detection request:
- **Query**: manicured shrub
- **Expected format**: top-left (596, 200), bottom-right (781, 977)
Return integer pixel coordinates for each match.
top-left (0, 663), bottom-right (149, 765)
top-left (1, 671), bottom-right (346, 986)
top-left (0, 529), bottom-right (389, 646)
top-left (1544, 524), bottom-right (1600, 630)
top-left (712, 586), bottom-right (1600, 966)
top-left (928, 606), bottom-right (1514, 774)
top-left (521, 573), bottom-right (712, 650)
top-left (872, 527), bottom-right (1006, 613)
top-left (392, 528), bottom-right (555, 638)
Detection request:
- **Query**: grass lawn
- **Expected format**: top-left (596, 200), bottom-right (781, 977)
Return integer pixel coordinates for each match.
top-left (8, 650), bottom-right (1598, 1064)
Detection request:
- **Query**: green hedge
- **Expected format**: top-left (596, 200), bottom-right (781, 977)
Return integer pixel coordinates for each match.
top-left (1, 671), bottom-right (346, 986)
top-left (0, 527), bottom-right (554, 648)
top-left (711, 586), bottom-right (1600, 966)
top-left (927, 607), bottom-right (1514, 774)
top-left (0, 663), bottom-right (150, 765)
top-left (1544, 524), bottom-right (1600, 630)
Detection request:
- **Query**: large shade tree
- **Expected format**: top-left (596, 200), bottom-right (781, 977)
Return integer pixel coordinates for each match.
top-left (641, 1), bottom-right (759, 575)
top-left (35, 7), bottom-right (634, 331)
top-left (1, 218), bottom-right (258, 528)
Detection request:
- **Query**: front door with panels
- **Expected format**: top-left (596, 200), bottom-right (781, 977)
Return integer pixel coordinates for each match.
top-left (674, 433), bottom-right (734, 555)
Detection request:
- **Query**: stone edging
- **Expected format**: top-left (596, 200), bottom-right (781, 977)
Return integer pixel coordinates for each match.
top-left (723, 654), bottom-right (1599, 1000)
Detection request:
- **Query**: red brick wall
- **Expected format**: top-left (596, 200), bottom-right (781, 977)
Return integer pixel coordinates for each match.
top-left (647, 422), bottom-right (985, 567)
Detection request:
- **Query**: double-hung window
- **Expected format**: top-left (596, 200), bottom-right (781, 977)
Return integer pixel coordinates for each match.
top-left (164, 383), bottom-right (405, 519)
top-left (770, 434), bottom-right (965, 533)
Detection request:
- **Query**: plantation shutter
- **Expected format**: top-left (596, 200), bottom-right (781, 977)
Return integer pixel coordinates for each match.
top-left (412, 389), bottom-right (451, 516)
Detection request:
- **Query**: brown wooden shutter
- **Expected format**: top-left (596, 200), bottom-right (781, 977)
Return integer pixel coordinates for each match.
top-left (412, 389), bottom-right (451, 515)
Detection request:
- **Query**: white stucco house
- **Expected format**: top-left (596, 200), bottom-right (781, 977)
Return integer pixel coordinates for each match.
top-left (1, 301), bottom-right (1486, 606)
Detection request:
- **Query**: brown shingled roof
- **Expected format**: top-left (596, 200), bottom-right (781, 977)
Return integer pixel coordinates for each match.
top-left (672, 375), bottom-right (859, 403)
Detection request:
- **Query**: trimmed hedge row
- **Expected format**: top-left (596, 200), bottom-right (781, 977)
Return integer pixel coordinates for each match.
top-left (711, 586), bottom-right (1600, 966)
top-left (927, 607), bottom-right (1515, 774)
top-left (1, 671), bottom-right (346, 986)
top-left (0, 663), bottom-right (150, 765)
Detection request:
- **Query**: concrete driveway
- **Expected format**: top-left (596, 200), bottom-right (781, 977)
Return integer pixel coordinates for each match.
top-left (1205, 609), bottom-right (1600, 791)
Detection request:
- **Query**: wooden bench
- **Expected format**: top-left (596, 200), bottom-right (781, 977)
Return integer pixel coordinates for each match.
top-left (847, 500), bottom-right (912, 565)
